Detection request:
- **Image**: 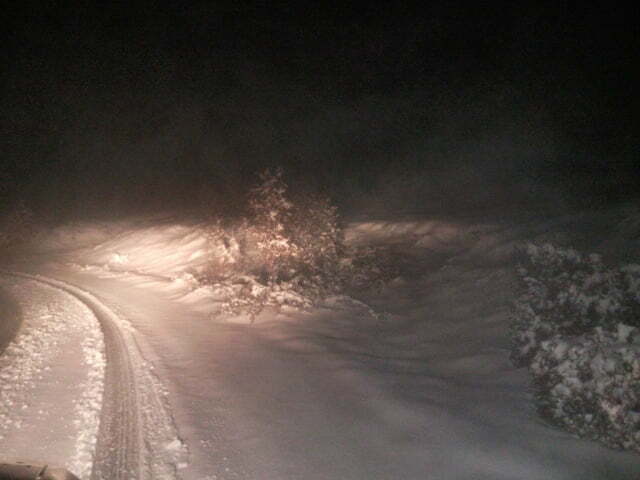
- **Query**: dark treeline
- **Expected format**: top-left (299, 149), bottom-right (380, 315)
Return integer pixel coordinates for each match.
top-left (2, 3), bottom-right (638, 223)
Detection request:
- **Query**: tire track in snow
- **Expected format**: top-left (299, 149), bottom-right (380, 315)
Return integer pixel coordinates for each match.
top-left (0, 275), bottom-right (104, 479)
top-left (3, 272), bottom-right (187, 480)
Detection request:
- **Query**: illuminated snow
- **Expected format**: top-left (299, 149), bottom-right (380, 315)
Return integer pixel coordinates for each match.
top-left (1, 212), bottom-right (639, 479)
top-left (0, 278), bottom-right (104, 479)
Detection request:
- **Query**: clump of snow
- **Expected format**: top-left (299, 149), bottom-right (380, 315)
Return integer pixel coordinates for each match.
top-left (108, 252), bottom-right (129, 266)
top-left (164, 438), bottom-right (183, 452)
top-left (531, 325), bottom-right (640, 452)
top-left (206, 275), bottom-right (313, 323)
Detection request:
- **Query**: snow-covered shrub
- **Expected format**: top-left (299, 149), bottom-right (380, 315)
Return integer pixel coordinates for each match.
top-left (200, 168), bottom-right (347, 319)
top-left (200, 168), bottom-right (408, 320)
top-left (531, 325), bottom-right (640, 452)
top-left (510, 243), bottom-right (640, 367)
top-left (247, 167), bottom-right (299, 284)
top-left (200, 218), bottom-right (246, 281)
top-left (214, 275), bottom-right (313, 318)
top-left (288, 191), bottom-right (342, 288)
top-left (245, 168), bottom-right (345, 296)
top-left (511, 242), bottom-right (640, 452)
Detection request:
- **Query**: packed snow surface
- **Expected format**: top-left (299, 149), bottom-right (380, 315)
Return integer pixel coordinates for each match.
top-left (0, 276), bottom-right (104, 479)
top-left (2, 211), bottom-right (639, 479)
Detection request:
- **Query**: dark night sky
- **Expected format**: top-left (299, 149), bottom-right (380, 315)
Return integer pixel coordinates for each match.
top-left (1, 2), bottom-right (638, 221)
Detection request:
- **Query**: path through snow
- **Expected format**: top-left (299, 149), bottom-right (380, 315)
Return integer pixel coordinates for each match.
top-left (0, 276), bottom-right (104, 479)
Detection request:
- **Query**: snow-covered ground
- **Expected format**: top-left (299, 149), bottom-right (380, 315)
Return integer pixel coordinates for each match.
top-left (0, 287), bottom-right (21, 354)
top-left (1, 210), bottom-right (639, 479)
top-left (0, 276), bottom-right (104, 479)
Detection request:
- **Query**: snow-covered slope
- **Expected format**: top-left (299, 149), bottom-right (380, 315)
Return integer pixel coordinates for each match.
top-left (2, 210), bottom-right (639, 479)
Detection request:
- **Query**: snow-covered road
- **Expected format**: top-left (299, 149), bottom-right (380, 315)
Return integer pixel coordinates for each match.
top-left (1, 215), bottom-right (639, 479)
top-left (0, 275), bottom-right (104, 478)
top-left (0, 273), bottom-right (186, 480)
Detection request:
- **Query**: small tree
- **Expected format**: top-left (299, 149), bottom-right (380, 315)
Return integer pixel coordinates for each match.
top-left (202, 167), bottom-right (398, 320)
top-left (247, 167), bottom-right (300, 284)
top-left (247, 168), bottom-right (345, 293)
top-left (202, 168), bottom-right (348, 318)
top-left (290, 191), bottom-right (345, 297)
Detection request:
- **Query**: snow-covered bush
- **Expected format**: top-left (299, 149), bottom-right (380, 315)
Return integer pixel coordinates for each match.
top-left (199, 168), bottom-right (402, 320)
top-left (199, 168), bottom-right (346, 319)
top-left (531, 325), bottom-right (640, 452)
top-left (511, 242), bottom-right (640, 452)
top-left (213, 275), bottom-right (314, 318)
top-left (247, 167), bottom-right (299, 284)
top-left (288, 191), bottom-right (343, 291)
top-left (510, 243), bottom-right (640, 367)
top-left (243, 168), bottom-right (344, 296)
top-left (201, 218), bottom-right (246, 281)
